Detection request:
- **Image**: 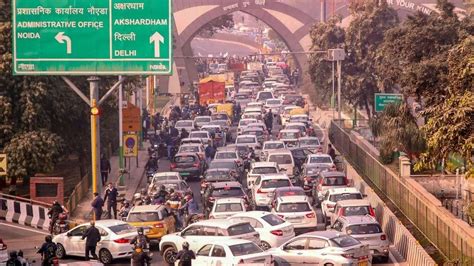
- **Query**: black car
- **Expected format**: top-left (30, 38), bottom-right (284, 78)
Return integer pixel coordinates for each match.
top-left (208, 159), bottom-right (243, 182)
top-left (203, 181), bottom-right (247, 214)
top-left (289, 147), bottom-right (314, 173)
top-left (200, 168), bottom-right (235, 199)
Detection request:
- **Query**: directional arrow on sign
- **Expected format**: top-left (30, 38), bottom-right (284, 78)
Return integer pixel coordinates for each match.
top-left (55, 32), bottom-right (72, 54)
top-left (0, 154), bottom-right (7, 176)
top-left (150, 32), bottom-right (164, 58)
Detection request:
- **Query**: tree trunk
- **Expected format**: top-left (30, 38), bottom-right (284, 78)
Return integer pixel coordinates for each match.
top-left (364, 100), bottom-right (372, 120)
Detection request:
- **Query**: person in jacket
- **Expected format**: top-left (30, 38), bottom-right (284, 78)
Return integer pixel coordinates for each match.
top-left (91, 192), bottom-right (104, 220)
top-left (131, 242), bottom-right (152, 266)
top-left (37, 235), bottom-right (57, 266)
top-left (48, 200), bottom-right (64, 234)
top-left (104, 183), bottom-right (118, 219)
top-left (100, 154), bottom-right (111, 186)
top-left (82, 221), bottom-right (101, 261)
top-left (176, 242), bottom-right (195, 266)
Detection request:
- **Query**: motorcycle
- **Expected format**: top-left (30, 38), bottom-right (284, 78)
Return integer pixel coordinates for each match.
top-left (49, 212), bottom-right (69, 235)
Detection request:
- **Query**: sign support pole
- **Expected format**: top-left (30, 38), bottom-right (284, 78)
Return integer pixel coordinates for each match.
top-left (89, 76), bottom-right (101, 195)
top-left (332, 61), bottom-right (335, 119)
top-left (337, 60), bottom-right (342, 120)
top-left (118, 76), bottom-right (124, 186)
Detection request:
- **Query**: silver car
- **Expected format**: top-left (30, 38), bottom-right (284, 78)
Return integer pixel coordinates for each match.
top-left (330, 216), bottom-right (389, 263)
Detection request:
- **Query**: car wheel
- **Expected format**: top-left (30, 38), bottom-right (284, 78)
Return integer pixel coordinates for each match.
top-left (56, 243), bottom-right (66, 259)
top-left (324, 263), bottom-right (334, 266)
top-left (260, 241), bottom-right (272, 250)
top-left (163, 246), bottom-right (178, 264)
top-left (99, 249), bottom-right (113, 264)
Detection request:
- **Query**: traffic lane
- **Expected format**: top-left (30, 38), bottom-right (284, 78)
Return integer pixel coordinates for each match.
top-left (0, 222), bottom-right (49, 264)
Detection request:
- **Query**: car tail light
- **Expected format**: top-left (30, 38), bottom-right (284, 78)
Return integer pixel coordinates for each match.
top-left (170, 163), bottom-right (177, 169)
top-left (341, 253), bottom-right (354, 258)
top-left (338, 208), bottom-right (345, 216)
top-left (369, 206), bottom-right (376, 217)
top-left (154, 223), bottom-right (165, 228)
top-left (305, 212), bottom-right (315, 218)
top-left (113, 238), bottom-right (130, 244)
top-left (257, 189), bottom-right (266, 194)
top-left (277, 214), bottom-right (285, 219)
top-left (270, 230), bottom-right (283, 236)
top-left (380, 234), bottom-right (386, 241)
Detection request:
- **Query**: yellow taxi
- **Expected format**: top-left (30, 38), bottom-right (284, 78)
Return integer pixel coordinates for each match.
top-left (289, 107), bottom-right (306, 116)
top-left (126, 205), bottom-right (176, 244)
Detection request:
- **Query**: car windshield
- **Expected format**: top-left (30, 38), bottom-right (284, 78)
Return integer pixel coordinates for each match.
top-left (153, 175), bottom-right (178, 182)
top-left (108, 224), bottom-right (136, 234)
top-left (299, 139), bottom-right (320, 146)
top-left (215, 203), bottom-right (243, 212)
top-left (237, 137), bottom-right (256, 144)
top-left (179, 146), bottom-right (199, 153)
top-left (290, 117), bottom-right (308, 122)
top-left (347, 224), bottom-right (382, 235)
top-left (268, 154), bottom-right (292, 165)
top-left (264, 143), bottom-right (285, 150)
top-left (261, 214), bottom-right (285, 226)
top-left (261, 179), bottom-right (290, 189)
top-left (252, 167), bottom-right (277, 174)
top-left (176, 121), bottom-right (192, 127)
top-left (190, 133), bottom-right (208, 139)
top-left (343, 206), bottom-right (371, 216)
top-left (310, 156), bottom-right (332, 164)
top-left (258, 92), bottom-right (272, 100)
top-left (280, 132), bottom-right (298, 139)
top-left (277, 202), bottom-right (311, 212)
top-left (215, 152), bottom-right (238, 159)
top-left (127, 211), bottom-right (163, 222)
top-left (195, 117), bottom-right (211, 123)
top-left (329, 193), bottom-right (362, 202)
top-left (212, 114), bottom-right (228, 120)
top-left (287, 125), bottom-right (304, 132)
top-left (174, 156), bottom-right (196, 163)
top-left (209, 161), bottom-right (236, 169)
top-left (212, 187), bottom-right (244, 197)
top-left (322, 176), bottom-right (347, 186)
top-left (331, 236), bottom-right (360, 247)
top-left (244, 130), bottom-right (263, 136)
top-left (227, 223), bottom-right (255, 236)
top-left (229, 242), bottom-right (262, 256)
top-left (163, 182), bottom-right (184, 191)
top-left (206, 171), bottom-right (230, 179)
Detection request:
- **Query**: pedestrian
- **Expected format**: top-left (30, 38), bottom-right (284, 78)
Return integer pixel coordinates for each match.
top-left (16, 250), bottom-right (27, 266)
top-left (6, 251), bottom-right (22, 266)
top-left (176, 242), bottom-right (195, 266)
top-left (37, 235), bottom-right (57, 266)
top-left (205, 142), bottom-right (215, 164)
top-left (104, 182), bottom-right (118, 219)
top-left (264, 109), bottom-right (273, 134)
top-left (81, 221), bottom-right (101, 261)
top-left (165, 134), bottom-right (174, 160)
top-left (91, 192), bottom-right (104, 220)
top-left (328, 143), bottom-right (336, 161)
top-left (100, 154), bottom-right (111, 186)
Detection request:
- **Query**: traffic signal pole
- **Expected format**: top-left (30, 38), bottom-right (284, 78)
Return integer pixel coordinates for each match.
top-left (89, 76), bottom-right (101, 195)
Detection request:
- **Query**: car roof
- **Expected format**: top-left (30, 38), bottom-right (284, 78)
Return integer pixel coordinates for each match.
top-left (206, 168), bottom-right (231, 172)
top-left (129, 205), bottom-right (165, 213)
top-left (260, 173), bottom-right (289, 180)
top-left (180, 143), bottom-right (202, 147)
top-left (215, 197), bottom-right (245, 204)
top-left (286, 122), bottom-right (306, 126)
top-left (300, 231), bottom-right (342, 239)
top-left (309, 153), bottom-right (331, 158)
top-left (230, 211), bottom-right (273, 219)
top-left (280, 129), bottom-right (299, 133)
top-left (153, 172), bottom-right (179, 177)
top-left (155, 179), bottom-right (184, 185)
top-left (277, 195), bottom-right (308, 203)
top-left (336, 199), bottom-right (371, 206)
top-left (264, 141), bottom-right (285, 145)
top-left (176, 120), bottom-right (194, 123)
top-left (320, 171), bottom-right (346, 177)
top-left (252, 162), bottom-right (278, 167)
top-left (190, 131), bottom-right (209, 134)
top-left (298, 137), bottom-right (319, 140)
top-left (195, 116), bottom-right (211, 119)
top-left (216, 150), bottom-right (237, 154)
top-left (212, 159), bottom-right (237, 163)
top-left (212, 181), bottom-right (242, 188)
top-left (84, 219), bottom-right (129, 227)
top-left (328, 187), bottom-right (360, 194)
top-left (339, 215), bottom-right (379, 225)
top-left (290, 114), bottom-right (308, 118)
top-left (243, 127), bottom-right (264, 132)
top-left (201, 124), bottom-right (221, 128)
top-left (237, 134), bottom-right (258, 138)
top-left (193, 218), bottom-right (248, 228)
top-left (203, 238), bottom-right (256, 246)
top-left (181, 138), bottom-right (203, 142)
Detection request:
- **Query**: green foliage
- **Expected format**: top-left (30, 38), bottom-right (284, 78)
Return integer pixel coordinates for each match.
top-left (198, 14), bottom-right (234, 37)
top-left (372, 103), bottom-right (426, 164)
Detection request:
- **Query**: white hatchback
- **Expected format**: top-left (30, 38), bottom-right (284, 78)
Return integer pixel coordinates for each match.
top-left (230, 211), bottom-right (295, 250)
top-left (53, 220), bottom-right (138, 264)
top-left (210, 197), bottom-right (247, 219)
top-left (251, 174), bottom-right (292, 210)
top-left (272, 195), bottom-right (318, 233)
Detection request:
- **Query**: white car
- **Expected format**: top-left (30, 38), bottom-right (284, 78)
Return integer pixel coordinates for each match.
top-left (148, 171), bottom-right (182, 186)
top-left (210, 197), bottom-right (247, 219)
top-left (278, 129), bottom-right (300, 147)
top-left (321, 187), bottom-right (363, 222)
top-left (256, 91), bottom-right (274, 102)
top-left (264, 98), bottom-right (283, 113)
top-left (235, 134), bottom-right (261, 150)
top-left (268, 231), bottom-right (372, 265)
top-left (281, 106), bottom-right (299, 125)
top-left (230, 211), bottom-right (295, 250)
top-left (237, 118), bottom-right (258, 134)
top-left (160, 219), bottom-right (261, 265)
top-left (266, 149), bottom-right (296, 181)
top-left (260, 141), bottom-right (286, 161)
top-left (247, 162), bottom-right (280, 187)
top-left (251, 174), bottom-right (292, 210)
top-left (271, 195), bottom-right (318, 233)
top-left (305, 153), bottom-right (336, 170)
top-left (194, 239), bottom-right (273, 266)
top-left (53, 220), bottom-right (138, 264)
top-left (177, 144), bottom-right (205, 159)
top-left (175, 120), bottom-right (195, 132)
top-left (241, 112), bottom-right (262, 121)
top-left (189, 131), bottom-right (212, 146)
top-left (214, 150), bottom-right (242, 166)
top-left (194, 116), bottom-right (212, 128)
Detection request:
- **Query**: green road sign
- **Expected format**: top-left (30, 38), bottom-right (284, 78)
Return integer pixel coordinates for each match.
top-left (374, 93), bottom-right (403, 112)
top-left (12, 0), bottom-right (172, 75)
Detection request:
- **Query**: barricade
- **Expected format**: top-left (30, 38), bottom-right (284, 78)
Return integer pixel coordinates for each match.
top-left (0, 193), bottom-right (51, 231)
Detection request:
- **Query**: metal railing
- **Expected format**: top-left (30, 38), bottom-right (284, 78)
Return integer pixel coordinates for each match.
top-left (65, 173), bottom-right (90, 213)
top-left (329, 120), bottom-right (474, 264)
top-left (0, 192), bottom-right (51, 208)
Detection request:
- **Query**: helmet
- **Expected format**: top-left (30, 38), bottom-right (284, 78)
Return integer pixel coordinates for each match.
top-left (160, 185), bottom-right (166, 191)
top-left (168, 188), bottom-right (175, 194)
top-left (9, 251), bottom-right (17, 259)
top-left (45, 235), bottom-right (53, 242)
top-left (182, 242), bottom-right (190, 249)
top-left (137, 227), bottom-right (144, 235)
top-left (17, 250), bottom-right (23, 257)
top-left (140, 188), bottom-right (147, 195)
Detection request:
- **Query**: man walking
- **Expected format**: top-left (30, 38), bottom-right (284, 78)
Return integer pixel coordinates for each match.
top-left (104, 182), bottom-right (118, 219)
top-left (82, 221), bottom-right (101, 261)
top-left (100, 154), bottom-right (111, 186)
top-left (91, 192), bottom-right (104, 220)
top-left (328, 143), bottom-right (336, 161)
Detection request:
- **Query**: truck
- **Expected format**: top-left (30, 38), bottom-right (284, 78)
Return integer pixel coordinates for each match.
top-left (198, 77), bottom-right (225, 105)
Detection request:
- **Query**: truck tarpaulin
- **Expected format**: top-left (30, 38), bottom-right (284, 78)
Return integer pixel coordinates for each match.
top-left (199, 77), bottom-right (226, 105)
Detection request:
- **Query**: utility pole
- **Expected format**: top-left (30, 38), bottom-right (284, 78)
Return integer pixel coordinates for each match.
top-left (118, 76), bottom-right (124, 186)
top-left (320, 0), bottom-right (327, 22)
top-left (327, 49), bottom-right (345, 121)
top-left (337, 59), bottom-right (342, 120)
top-left (332, 61), bottom-right (335, 118)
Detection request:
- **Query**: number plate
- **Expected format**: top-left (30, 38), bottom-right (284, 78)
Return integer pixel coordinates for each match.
top-left (358, 261), bottom-right (368, 266)
top-left (181, 172), bottom-right (190, 176)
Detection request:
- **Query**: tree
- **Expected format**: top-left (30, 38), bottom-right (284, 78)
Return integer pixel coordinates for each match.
top-left (343, 0), bottom-right (399, 119)
top-left (371, 103), bottom-right (426, 164)
top-left (416, 36), bottom-right (474, 170)
top-left (198, 14), bottom-right (234, 37)
top-left (308, 16), bottom-right (345, 106)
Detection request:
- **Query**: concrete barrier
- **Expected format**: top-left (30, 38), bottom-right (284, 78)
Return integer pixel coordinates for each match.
top-left (0, 194), bottom-right (51, 231)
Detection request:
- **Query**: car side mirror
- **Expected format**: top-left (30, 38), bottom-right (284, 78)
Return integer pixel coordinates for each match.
top-left (66, 232), bottom-right (72, 237)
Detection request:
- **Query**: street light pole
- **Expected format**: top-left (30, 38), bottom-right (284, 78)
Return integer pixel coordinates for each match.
top-left (88, 76), bottom-right (101, 195)
top-left (337, 59), bottom-right (342, 120)
top-left (332, 61), bottom-right (335, 118)
top-left (118, 76), bottom-right (124, 186)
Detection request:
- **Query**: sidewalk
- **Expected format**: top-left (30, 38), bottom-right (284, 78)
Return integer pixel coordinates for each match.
top-left (70, 142), bottom-right (150, 223)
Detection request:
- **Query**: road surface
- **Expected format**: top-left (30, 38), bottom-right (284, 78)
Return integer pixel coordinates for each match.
top-left (191, 37), bottom-right (258, 57)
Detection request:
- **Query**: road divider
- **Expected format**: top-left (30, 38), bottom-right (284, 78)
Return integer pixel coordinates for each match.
top-left (0, 193), bottom-right (51, 232)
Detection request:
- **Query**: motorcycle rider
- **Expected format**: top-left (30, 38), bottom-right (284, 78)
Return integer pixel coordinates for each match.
top-left (180, 128), bottom-right (189, 139)
top-left (17, 250), bottom-right (28, 266)
top-left (130, 227), bottom-right (150, 251)
top-left (176, 242), bottom-right (196, 266)
top-left (179, 195), bottom-right (199, 227)
top-left (118, 200), bottom-right (131, 219)
top-left (37, 235), bottom-right (57, 266)
top-left (48, 200), bottom-right (64, 234)
top-left (145, 153), bottom-right (159, 172)
top-left (131, 242), bottom-right (152, 266)
top-left (6, 251), bottom-right (22, 266)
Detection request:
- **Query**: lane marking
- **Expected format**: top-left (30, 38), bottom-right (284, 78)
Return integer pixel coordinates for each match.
top-left (0, 221), bottom-right (49, 235)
